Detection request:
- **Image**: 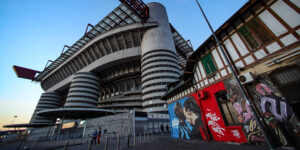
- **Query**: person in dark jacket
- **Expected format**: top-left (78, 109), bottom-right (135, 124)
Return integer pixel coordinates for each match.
top-left (166, 124), bottom-right (169, 133)
top-left (91, 129), bottom-right (97, 145)
top-left (160, 124), bottom-right (164, 134)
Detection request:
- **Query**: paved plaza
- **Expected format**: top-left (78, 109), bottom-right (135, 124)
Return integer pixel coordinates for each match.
top-left (0, 134), bottom-right (289, 150)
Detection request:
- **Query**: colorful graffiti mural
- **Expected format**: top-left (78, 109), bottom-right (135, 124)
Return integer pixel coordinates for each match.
top-left (183, 97), bottom-right (210, 140)
top-left (255, 82), bottom-right (292, 121)
top-left (168, 96), bottom-right (210, 140)
top-left (169, 97), bottom-right (190, 139)
top-left (223, 78), bottom-right (264, 143)
top-left (168, 81), bottom-right (248, 143)
top-left (195, 82), bottom-right (247, 143)
top-left (205, 109), bottom-right (225, 136)
top-left (247, 76), bottom-right (297, 147)
top-left (168, 74), bottom-right (299, 147)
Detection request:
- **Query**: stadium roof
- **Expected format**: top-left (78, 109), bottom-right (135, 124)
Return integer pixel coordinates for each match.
top-left (34, 3), bottom-right (193, 81)
top-left (36, 108), bottom-right (115, 119)
top-left (3, 123), bottom-right (60, 128)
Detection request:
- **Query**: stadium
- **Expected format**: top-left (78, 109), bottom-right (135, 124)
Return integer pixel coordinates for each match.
top-left (4, 0), bottom-right (300, 148)
top-left (9, 0), bottom-right (193, 140)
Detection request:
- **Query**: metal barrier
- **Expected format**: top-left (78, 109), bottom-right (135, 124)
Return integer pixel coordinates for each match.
top-left (1, 132), bottom-right (163, 150)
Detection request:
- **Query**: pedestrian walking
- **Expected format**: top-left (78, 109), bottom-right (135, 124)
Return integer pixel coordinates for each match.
top-left (166, 124), bottom-right (169, 133)
top-left (160, 124), bottom-right (164, 135)
top-left (91, 129), bottom-right (97, 145)
top-left (97, 127), bottom-right (102, 144)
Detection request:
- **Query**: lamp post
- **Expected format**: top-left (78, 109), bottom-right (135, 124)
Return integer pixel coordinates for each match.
top-left (11, 115), bottom-right (18, 124)
top-left (195, 0), bottom-right (274, 149)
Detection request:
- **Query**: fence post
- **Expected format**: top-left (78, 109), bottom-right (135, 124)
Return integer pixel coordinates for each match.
top-left (117, 134), bottom-right (120, 150)
top-left (104, 136), bottom-right (108, 150)
top-left (133, 133), bottom-right (136, 147)
top-left (17, 141), bottom-right (22, 150)
top-left (87, 138), bottom-right (92, 150)
top-left (63, 141), bottom-right (69, 150)
top-left (147, 132), bottom-right (149, 142)
top-left (86, 136), bottom-right (89, 144)
top-left (127, 134), bottom-right (130, 148)
top-left (32, 140), bottom-right (37, 150)
top-left (152, 133), bottom-right (154, 141)
top-left (139, 132), bottom-right (142, 144)
top-left (56, 138), bottom-right (59, 146)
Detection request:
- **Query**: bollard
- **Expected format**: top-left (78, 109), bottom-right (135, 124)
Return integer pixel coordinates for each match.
top-left (64, 141), bottom-right (69, 150)
top-left (117, 134), bottom-right (120, 150)
top-left (88, 138), bottom-right (93, 150)
top-left (104, 136), bottom-right (108, 150)
top-left (133, 133), bottom-right (136, 147)
top-left (32, 140), bottom-right (37, 150)
top-left (17, 141), bottom-right (22, 150)
top-left (85, 136), bottom-right (89, 144)
top-left (139, 132), bottom-right (142, 144)
top-left (147, 132), bottom-right (149, 142)
top-left (152, 133), bottom-right (154, 141)
top-left (127, 134), bottom-right (130, 148)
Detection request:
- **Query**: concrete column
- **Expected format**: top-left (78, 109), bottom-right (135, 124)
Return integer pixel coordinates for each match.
top-left (64, 72), bottom-right (100, 108)
top-left (30, 92), bottom-right (62, 124)
top-left (141, 2), bottom-right (180, 113)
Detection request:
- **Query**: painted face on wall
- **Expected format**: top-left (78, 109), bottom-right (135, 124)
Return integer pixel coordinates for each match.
top-left (227, 88), bottom-right (238, 102)
top-left (238, 114), bottom-right (244, 123)
top-left (171, 99), bottom-right (192, 139)
top-left (183, 108), bottom-right (198, 126)
top-left (175, 102), bottom-right (186, 124)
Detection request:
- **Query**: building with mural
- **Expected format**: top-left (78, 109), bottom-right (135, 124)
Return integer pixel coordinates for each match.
top-left (163, 0), bottom-right (300, 148)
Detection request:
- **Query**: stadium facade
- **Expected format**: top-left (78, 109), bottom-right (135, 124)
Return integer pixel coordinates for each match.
top-left (28, 2), bottom-right (192, 126)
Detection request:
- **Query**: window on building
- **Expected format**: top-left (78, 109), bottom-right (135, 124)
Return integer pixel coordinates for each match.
top-left (201, 53), bottom-right (217, 76)
top-left (238, 18), bottom-right (273, 49)
top-left (215, 90), bottom-right (240, 126)
top-left (238, 26), bottom-right (258, 49)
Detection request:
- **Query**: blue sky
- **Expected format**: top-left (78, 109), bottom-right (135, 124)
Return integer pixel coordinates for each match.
top-left (0, 0), bottom-right (248, 129)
